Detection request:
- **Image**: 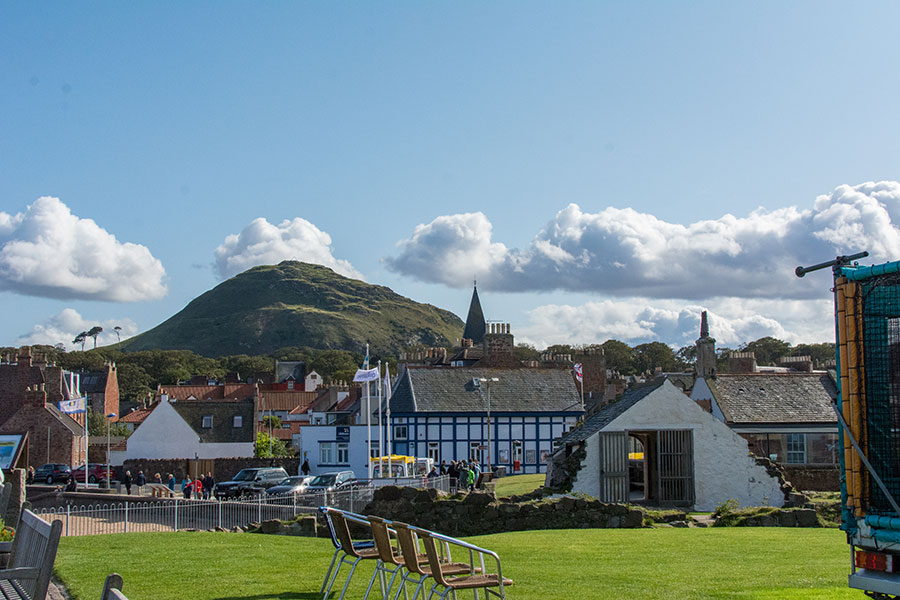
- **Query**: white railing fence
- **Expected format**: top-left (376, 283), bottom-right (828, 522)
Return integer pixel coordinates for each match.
top-left (35, 476), bottom-right (449, 537)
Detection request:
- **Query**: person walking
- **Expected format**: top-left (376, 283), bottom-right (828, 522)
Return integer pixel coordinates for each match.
top-left (466, 465), bottom-right (476, 491)
top-left (122, 470), bottom-right (133, 495)
top-left (301, 459), bottom-right (310, 476)
top-left (182, 476), bottom-right (192, 500)
top-left (193, 477), bottom-right (203, 500)
top-left (154, 472), bottom-right (162, 485)
top-left (136, 470), bottom-right (146, 495)
top-left (440, 460), bottom-right (448, 476)
top-left (167, 473), bottom-right (175, 492)
top-left (203, 472), bottom-right (215, 500)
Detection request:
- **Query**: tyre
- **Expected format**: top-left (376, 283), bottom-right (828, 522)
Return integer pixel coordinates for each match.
top-left (46, 475), bottom-right (53, 484)
top-left (89, 475), bottom-right (97, 483)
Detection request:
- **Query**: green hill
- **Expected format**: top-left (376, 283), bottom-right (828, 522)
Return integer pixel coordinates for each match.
top-left (120, 261), bottom-right (464, 357)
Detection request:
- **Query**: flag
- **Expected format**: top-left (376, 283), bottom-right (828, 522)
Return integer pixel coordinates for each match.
top-left (384, 364), bottom-right (392, 402)
top-left (573, 363), bottom-right (583, 383)
top-left (353, 367), bottom-right (380, 382)
top-left (59, 397), bottom-right (86, 414)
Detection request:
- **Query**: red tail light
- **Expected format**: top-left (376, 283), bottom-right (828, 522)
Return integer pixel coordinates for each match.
top-left (856, 550), bottom-right (897, 573)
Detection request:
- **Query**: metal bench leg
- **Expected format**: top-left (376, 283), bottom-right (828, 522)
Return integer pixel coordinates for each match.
top-left (321, 549), bottom-right (341, 593)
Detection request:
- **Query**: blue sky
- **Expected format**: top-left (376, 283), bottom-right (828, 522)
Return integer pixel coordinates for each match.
top-left (3, 2), bottom-right (900, 352)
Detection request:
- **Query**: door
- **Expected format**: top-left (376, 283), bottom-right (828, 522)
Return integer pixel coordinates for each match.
top-left (597, 431), bottom-right (629, 503)
top-left (657, 429), bottom-right (695, 506)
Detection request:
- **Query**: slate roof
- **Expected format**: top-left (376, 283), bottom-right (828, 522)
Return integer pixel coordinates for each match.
top-left (462, 286), bottom-right (486, 344)
top-left (387, 367), bottom-right (582, 414)
top-left (76, 370), bottom-right (109, 395)
top-left (46, 403), bottom-right (86, 435)
top-left (707, 373), bottom-right (837, 426)
top-left (157, 384), bottom-right (257, 402)
top-left (557, 379), bottom-right (666, 446)
top-left (171, 400), bottom-right (255, 443)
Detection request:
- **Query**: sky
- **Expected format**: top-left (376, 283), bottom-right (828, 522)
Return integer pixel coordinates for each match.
top-left (3, 2), bottom-right (900, 353)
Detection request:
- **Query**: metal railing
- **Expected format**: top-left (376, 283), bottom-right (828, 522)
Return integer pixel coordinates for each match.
top-left (34, 476), bottom-right (449, 537)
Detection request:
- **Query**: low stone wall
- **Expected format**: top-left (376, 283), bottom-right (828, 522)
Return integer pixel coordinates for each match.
top-left (120, 457), bottom-right (300, 483)
top-left (781, 466), bottom-right (839, 492)
top-left (363, 486), bottom-right (644, 536)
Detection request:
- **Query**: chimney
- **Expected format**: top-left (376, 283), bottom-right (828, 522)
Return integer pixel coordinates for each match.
top-left (482, 322), bottom-right (516, 367)
top-left (728, 351), bottom-right (758, 374)
top-left (695, 310), bottom-right (717, 379)
top-left (17, 346), bottom-right (32, 367)
top-left (24, 384), bottom-right (47, 408)
top-left (778, 355), bottom-right (813, 373)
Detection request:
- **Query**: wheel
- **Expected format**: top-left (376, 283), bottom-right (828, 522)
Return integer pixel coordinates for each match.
top-left (89, 475), bottom-right (97, 483)
top-left (46, 475), bottom-right (53, 484)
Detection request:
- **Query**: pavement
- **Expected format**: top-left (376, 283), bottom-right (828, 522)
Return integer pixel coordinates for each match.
top-left (48, 581), bottom-right (68, 600)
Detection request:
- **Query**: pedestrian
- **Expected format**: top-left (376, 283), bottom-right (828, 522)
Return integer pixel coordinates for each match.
top-left (203, 472), bottom-right (215, 500)
top-left (301, 459), bottom-right (310, 476)
top-left (26, 466), bottom-right (34, 484)
top-left (136, 470), bottom-right (146, 494)
top-left (182, 476), bottom-right (192, 500)
top-left (167, 473), bottom-right (175, 492)
top-left (440, 460), bottom-right (447, 476)
top-left (193, 477), bottom-right (203, 500)
top-left (426, 466), bottom-right (439, 479)
top-left (65, 473), bottom-right (77, 492)
top-left (467, 465), bottom-right (476, 491)
top-left (154, 472), bottom-right (162, 485)
top-left (448, 460), bottom-right (458, 491)
top-left (122, 470), bottom-right (133, 495)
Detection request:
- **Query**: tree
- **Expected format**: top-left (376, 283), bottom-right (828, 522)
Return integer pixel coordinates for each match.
top-left (255, 431), bottom-right (293, 458)
top-left (740, 337), bottom-right (791, 366)
top-left (633, 342), bottom-right (678, 374)
top-left (791, 343), bottom-right (836, 365)
top-left (601, 340), bottom-right (636, 375)
top-left (113, 326), bottom-right (122, 343)
top-left (87, 326), bottom-right (103, 349)
top-left (115, 363), bottom-right (153, 403)
top-left (86, 409), bottom-right (130, 437)
top-left (74, 332), bottom-right (88, 351)
top-left (512, 343), bottom-right (540, 362)
top-left (262, 415), bottom-right (282, 429)
top-left (675, 345), bottom-right (696, 370)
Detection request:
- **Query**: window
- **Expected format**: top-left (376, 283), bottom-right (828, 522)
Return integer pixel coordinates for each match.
top-left (786, 433), bottom-right (806, 464)
top-left (233, 415), bottom-right (242, 428)
top-left (287, 380), bottom-right (294, 390)
top-left (369, 442), bottom-right (379, 459)
top-left (394, 425), bottom-right (408, 440)
top-left (525, 449), bottom-right (536, 464)
top-left (202, 415), bottom-right (213, 428)
top-left (337, 443), bottom-right (349, 464)
top-left (320, 442), bottom-right (334, 465)
top-left (428, 442), bottom-right (440, 462)
top-left (470, 441), bottom-right (482, 461)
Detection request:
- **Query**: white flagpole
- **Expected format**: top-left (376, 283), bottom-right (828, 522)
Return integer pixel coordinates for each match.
top-left (385, 365), bottom-right (392, 479)
top-left (377, 360), bottom-right (383, 470)
top-left (365, 344), bottom-right (372, 480)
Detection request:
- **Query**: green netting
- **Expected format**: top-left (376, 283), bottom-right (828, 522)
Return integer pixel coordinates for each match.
top-left (859, 273), bottom-right (900, 515)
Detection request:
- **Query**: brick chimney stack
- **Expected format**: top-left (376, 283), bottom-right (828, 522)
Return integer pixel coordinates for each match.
top-left (24, 384), bottom-right (47, 408)
top-left (695, 310), bottom-right (717, 379)
top-left (729, 351), bottom-right (758, 373)
top-left (482, 323), bottom-right (517, 367)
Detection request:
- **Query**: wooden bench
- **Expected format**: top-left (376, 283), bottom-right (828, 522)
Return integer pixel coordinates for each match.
top-left (0, 509), bottom-right (62, 599)
top-left (146, 483), bottom-right (174, 498)
top-left (100, 574), bottom-right (128, 600)
top-left (475, 472), bottom-right (493, 489)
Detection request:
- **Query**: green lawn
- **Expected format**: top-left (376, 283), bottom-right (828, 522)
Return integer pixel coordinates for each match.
top-left (55, 528), bottom-right (860, 600)
top-left (493, 473), bottom-right (545, 497)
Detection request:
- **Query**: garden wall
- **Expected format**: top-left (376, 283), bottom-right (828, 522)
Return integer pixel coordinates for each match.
top-left (781, 466), bottom-right (839, 492)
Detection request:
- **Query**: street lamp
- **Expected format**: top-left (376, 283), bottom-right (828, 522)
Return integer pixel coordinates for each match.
top-left (106, 412), bottom-right (117, 489)
top-left (475, 378), bottom-right (499, 471)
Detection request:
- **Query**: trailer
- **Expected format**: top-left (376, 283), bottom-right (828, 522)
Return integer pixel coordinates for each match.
top-left (799, 252), bottom-right (900, 598)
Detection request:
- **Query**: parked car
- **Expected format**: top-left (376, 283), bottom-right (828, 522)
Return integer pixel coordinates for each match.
top-left (303, 471), bottom-right (357, 493)
top-left (266, 476), bottom-right (313, 496)
top-left (214, 467), bottom-right (289, 499)
top-left (34, 463), bottom-right (72, 484)
top-left (72, 463), bottom-right (112, 484)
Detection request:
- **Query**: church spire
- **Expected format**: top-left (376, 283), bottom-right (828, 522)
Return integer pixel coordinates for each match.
top-left (462, 284), bottom-right (486, 344)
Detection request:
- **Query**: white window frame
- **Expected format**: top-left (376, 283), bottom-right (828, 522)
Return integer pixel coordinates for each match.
top-left (470, 441), bottom-right (481, 462)
top-left (394, 425), bottom-right (408, 440)
top-left (202, 415), bottom-right (213, 428)
top-left (786, 433), bottom-right (806, 464)
top-left (428, 442), bottom-right (440, 462)
top-left (336, 442), bottom-right (349, 465)
top-left (320, 442), bottom-right (335, 465)
top-left (233, 415), bottom-right (242, 428)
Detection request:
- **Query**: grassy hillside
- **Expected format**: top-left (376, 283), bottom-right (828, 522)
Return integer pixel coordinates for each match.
top-left (120, 261), bottom-right (464, 357)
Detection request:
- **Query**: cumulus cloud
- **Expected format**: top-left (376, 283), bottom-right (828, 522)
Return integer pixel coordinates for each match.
top-left (515, 297), bottom-right (834, 350)
top-left (214, 217), bottom-right (364, 280)
top-left (386, 181), bottom-right (900, 299)
top-left (0, 197), bottom-right (167, 301)
top-left (15, 309), bottom-right (139, 350)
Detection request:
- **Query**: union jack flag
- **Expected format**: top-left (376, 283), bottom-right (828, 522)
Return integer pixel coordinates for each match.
top-left (573, 363), bottom-right (583, 383)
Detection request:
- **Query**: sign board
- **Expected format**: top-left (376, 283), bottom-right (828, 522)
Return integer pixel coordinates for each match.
top-left (478, 445), bottom-right (487, 450)
top-left (336, 426), bottom-right (350, 442)
top-left (0, 435), bottom-right (25, 470)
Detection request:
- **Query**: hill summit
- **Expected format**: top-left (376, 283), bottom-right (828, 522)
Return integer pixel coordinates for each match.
top-left (121, 261), bottom-right (464, 357)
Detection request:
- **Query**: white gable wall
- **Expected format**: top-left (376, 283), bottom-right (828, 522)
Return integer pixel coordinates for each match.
top-left (573, 381), bottom-right (783, 511)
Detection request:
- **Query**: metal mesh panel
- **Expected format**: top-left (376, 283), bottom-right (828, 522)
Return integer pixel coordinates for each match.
top-left (859, 273), bottom-right (900, 515)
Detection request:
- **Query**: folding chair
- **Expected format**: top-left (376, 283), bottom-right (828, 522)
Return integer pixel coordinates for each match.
top-left (319, 507), bottom-right (374, 597)
top-left (419, 530), bottom-right (512, 600)
top-left (321, 508), bottom-right (386, 600)
top-left (391, 522), bottom-right (481, 600)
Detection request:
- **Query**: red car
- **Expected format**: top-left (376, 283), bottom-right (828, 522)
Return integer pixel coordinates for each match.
top-left (71, 463), bottom-right (112, 484)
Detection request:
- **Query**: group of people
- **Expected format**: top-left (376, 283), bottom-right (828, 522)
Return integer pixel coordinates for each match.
top-left (428, 459), bottom-right (483, 491)
top-left (179, 472), bottom-right (215, 500)
top-left (119, 470), bottom-right (147, 495)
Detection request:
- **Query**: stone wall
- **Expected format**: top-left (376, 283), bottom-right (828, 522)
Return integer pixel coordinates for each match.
top-left (781, 465), bottom-right (839, 492)
top-left (121, 457), bottom-right (300, 483)
top-left (363, 486), bottom-right (644, 536)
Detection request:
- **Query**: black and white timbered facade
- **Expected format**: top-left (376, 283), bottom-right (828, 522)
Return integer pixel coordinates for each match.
top-left (382, 366), bottom-right (583, 474)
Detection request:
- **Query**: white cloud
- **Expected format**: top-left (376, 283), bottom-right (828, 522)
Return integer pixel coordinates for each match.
top-left (0, 197), bottom-right (167, 301)
top-left (514, 297), bottom-right (835, 350)
top-left (387, 181), bottom-right (900, 300)
top-left (15, 309), bottom-right (139, 350)
top-left (214, 217), bottom-right (364, 280)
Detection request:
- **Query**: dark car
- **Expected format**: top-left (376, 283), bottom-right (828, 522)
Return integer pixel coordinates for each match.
top-left (266, 476), bottom-right (313, 496)
top-left (304, 471), bottom-right (357, 493)
top-left (72, 463), bottom-right (112, 484)
top-left (214, 467), bottom-right (289, 499)
top-left (34, 463), bottom-right (72, 484)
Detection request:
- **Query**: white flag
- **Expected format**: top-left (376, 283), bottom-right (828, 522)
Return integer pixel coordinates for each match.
top-left (353, 367), bottom-right (380, 382)
top-left (59, 397), bottom-right (86, 414)
top-left (384, 365), bottom-right (392, 402)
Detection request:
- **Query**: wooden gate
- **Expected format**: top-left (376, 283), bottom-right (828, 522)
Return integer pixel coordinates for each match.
top-left (657, 429), bottom-right (694, 506)
top-left (597, 431), bottom-right (629, 503)
top-left (189, 459), bottom-right (215, 480)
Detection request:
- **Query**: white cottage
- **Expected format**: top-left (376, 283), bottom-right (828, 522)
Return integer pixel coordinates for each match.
top-left (124, 395), bottom-right (256, 460)
top-left (549, 379), bottom-right (785, 511)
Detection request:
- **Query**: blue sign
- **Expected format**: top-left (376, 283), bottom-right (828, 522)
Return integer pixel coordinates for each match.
top-left (336, 426), bottom-right (350, 441)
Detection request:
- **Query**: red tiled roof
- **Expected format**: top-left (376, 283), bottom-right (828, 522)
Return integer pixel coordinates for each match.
top-left (119, 405), bottom-right (154, 423)
top-left (156, 383), bottom-right (257, 402)
top-left (259, 391), bottom-right (318, 412)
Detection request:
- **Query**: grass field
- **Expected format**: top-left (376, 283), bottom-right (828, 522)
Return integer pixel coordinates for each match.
top-left (493, 473), bottom-right (545, 497)
top-left (55, 528), bottom-right (860, 600)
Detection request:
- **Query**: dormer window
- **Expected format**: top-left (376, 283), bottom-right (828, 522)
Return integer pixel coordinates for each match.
top-left (287, 381), bottom-right (294, 390)
top-left (233, 415), bottom-right (243, 428)
top-left (202, 415), bottom-right (213, 428)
